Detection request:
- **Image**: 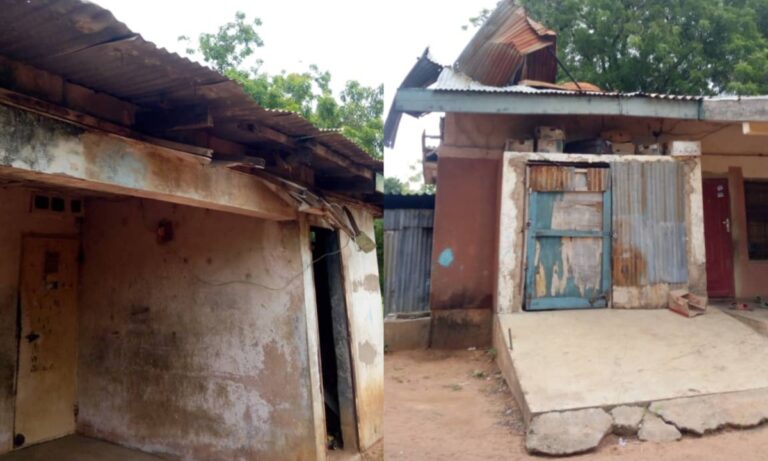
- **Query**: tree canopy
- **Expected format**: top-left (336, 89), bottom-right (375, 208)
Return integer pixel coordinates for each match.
top-left (180, 12), bottom-right (384, 158)
top-left (470, 0), bottom-right (768, 95)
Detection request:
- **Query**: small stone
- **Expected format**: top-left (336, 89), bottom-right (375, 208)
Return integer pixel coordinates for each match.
top-left (526, 409), bottom-right (613, 455)
top-left (611, 406), bottom-right (645, 436)
top-left (638, 413), bottom-right (681, 442)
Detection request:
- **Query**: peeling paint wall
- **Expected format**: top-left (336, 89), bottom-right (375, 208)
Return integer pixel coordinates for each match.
top-left (77, 197), bottom-right (317, 461)
top-left (0, 187), bottom-right (80, 455)
top-left (339, 206), bottom-right (384, 450)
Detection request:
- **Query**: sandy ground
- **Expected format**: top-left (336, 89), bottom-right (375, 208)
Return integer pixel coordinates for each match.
top-left (384, 349), bottom-right (768, 461)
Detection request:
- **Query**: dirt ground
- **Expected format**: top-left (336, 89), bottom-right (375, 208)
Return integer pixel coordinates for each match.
top-left (384, 349), bottom-right (768, 461)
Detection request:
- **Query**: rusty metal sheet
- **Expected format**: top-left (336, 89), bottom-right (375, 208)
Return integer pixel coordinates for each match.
top-left (612, 162), bottom-right (688, 286)
top-left (455, 1), bottom-right (557, 86)
top-left (529, 165), bottom-right (609, 192)
top-left (0, 0), bottom-right (382, 174)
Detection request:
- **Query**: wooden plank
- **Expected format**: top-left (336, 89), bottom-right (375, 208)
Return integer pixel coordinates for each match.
top-left (15, 237), bottom-right (79, 447)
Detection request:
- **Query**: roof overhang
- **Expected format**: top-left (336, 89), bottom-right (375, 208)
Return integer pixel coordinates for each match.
top-left (392, 88), bottom-right (768, 123)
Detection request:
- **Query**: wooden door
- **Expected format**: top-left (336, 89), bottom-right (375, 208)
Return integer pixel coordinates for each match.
top-left (525, 166), bottom-right (612, 310)
top-left (15, 237), bottom-right (79, 447)
top-left (703, 179), bottom-right (735, 298)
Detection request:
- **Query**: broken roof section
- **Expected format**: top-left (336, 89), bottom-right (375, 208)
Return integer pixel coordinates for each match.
top-left (455, 1), bottom-right (557, 87)
top-left (384, 1), bottom-right (557, 147)
top-left (0, 0), bottom-right (382, 201)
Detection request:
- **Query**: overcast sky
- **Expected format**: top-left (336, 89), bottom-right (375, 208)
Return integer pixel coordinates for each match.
top-left (93, 0), bottom-right (498, 185)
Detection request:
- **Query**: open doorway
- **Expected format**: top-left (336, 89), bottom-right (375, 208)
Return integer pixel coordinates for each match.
top-left (311, 227), bottom-right (358, 453)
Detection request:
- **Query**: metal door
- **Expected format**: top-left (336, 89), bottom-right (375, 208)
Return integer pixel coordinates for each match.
top-left (15, 237), bottom-right (79, 448)
top-left (703, 178), bottom-right (735, 298)
top-left (525, 166), bottom-right (611, 310)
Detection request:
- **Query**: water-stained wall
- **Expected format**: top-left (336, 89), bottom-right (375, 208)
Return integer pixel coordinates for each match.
top-left (77, 197), bottom-right (317, 461)
top-left (0, 187), bottom-right (80, 455)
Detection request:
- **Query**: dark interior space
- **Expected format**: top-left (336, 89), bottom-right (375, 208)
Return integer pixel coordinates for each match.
top-left (312, 227), bottom-right (353, 450)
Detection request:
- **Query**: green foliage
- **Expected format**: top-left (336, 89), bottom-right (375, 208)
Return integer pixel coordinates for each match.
top-left (384, 176), bottom-right (409, 194)
top-left (470, 0), bottom-right (768, 95)
top-left (183, 12), bottom-right (383, 158)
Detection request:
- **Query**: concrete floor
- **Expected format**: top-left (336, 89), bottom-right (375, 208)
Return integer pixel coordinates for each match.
top-left (0, 436), bottom-right (171, 461)
top-left (712, 300), bottom-right (768, 337)
top-left (499, 308), bottom-right (768, 416)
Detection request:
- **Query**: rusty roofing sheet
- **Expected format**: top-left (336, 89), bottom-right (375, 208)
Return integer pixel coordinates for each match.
top-left (612, 161), bottom-right (688, 286)
top-left (431, 68), bottom-right (703, 101)
top-left (455, 1), bottom-right (557, 86)
top-left (0, 0), bottom-right (381, 172)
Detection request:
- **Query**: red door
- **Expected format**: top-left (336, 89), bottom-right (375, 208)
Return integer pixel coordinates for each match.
top-left (703, 178), bottom-right (735, 298)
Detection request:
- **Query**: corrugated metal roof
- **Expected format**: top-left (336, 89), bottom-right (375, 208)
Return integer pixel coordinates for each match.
top-left (384, 193), bottom-right (435, 210)
top-left (384, 48), bottom-right (444, 148)
top-left (455, 1), bottom-right (557, 86)
top-left (431, 68), bottom-right (703, 101)
top-left (0, 0), bottom-right (381, 172)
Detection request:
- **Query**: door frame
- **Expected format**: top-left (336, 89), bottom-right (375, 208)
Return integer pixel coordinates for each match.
top-left (524, 176), bottom-right (612, 310)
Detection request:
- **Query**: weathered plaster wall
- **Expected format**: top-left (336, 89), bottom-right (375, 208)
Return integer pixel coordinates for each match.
top-left (0, 103), bottom-right (294, 221)
top-left (702, 155), bottom-right (768, 298)
top-left (77, 197), bottom-right (317, 461)
top-left (339, 206), bottom-right (384, 450)
top-left (0, 187), bottom-right (80, 455)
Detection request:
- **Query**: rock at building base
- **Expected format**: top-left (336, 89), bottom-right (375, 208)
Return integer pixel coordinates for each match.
top-left (526, 409), bottom-right (613, 455)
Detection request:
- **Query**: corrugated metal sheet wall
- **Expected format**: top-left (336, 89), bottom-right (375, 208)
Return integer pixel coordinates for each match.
top-left (612, 162), bottom-right (688, 286)
top-left (383, 209), bottom-right (434, 314)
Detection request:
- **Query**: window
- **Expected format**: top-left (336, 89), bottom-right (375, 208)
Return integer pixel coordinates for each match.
top-left (745, 181), bottom-right (768, 260)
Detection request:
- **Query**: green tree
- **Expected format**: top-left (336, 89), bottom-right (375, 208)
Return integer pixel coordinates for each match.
top-left (469, 0), bottom-right (768, 95)
top-left (181, 12), bottom-right (383, 158)
top-left (384, 176), bottom-right (409, 194)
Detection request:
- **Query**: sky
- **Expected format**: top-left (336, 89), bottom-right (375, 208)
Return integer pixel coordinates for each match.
top-left (93, 0), bottom-right (499, 186)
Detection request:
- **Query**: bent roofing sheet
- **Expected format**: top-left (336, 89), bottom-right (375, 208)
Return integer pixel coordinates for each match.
top-left (455, 1), bottom-right (557, 86)
top-left (0, 0), bottom-right (381, 171)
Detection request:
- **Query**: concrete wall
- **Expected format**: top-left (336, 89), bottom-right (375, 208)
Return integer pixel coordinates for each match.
top-left (0, 187), bottom-right (80, 455)
top-left (77, 197), bottom-right (317, 461)
top-left (702, 155), bottom-right (768, 298)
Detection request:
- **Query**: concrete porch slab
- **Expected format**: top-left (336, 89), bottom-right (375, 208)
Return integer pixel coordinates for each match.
top-left (0, 435), bottom-right (172, 461)
top-left (497, 308), bottom-right (768, 418)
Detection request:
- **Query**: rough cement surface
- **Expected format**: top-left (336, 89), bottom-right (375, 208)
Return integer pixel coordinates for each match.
top-left (639, 413), bottom-right (682, 442)
top-left (611, 406), bottom-right (645, 436)
top-left (525, 409), bottom-right (612, 455)
top-left (650, 388), bottom-right (768, 435)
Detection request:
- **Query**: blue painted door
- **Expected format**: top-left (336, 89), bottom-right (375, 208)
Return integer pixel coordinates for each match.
top-left (525, 166), bottom-right (612, 310)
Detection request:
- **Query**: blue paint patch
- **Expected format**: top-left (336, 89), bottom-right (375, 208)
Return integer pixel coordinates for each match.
top-left (437, 248), bottom-right (454, 267)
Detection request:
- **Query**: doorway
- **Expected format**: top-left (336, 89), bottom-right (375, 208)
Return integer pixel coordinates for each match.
top-left (14, 236), bottom-right (79, 448)
top-left (311, 228), bottom-right (358, 452)
top-left (703, 178), bottom-right (735, 298)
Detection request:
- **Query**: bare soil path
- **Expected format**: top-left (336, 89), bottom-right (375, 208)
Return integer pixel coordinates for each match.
top-left (384, 349), bottom-right (768, 461)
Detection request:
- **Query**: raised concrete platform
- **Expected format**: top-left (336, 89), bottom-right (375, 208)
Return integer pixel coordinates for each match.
top-left (496, 308), bottom-right (768, 419)
top-left (0, 435), bottom-right (171, 461)
top-left (713, 300), bottom-right (768, 337)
